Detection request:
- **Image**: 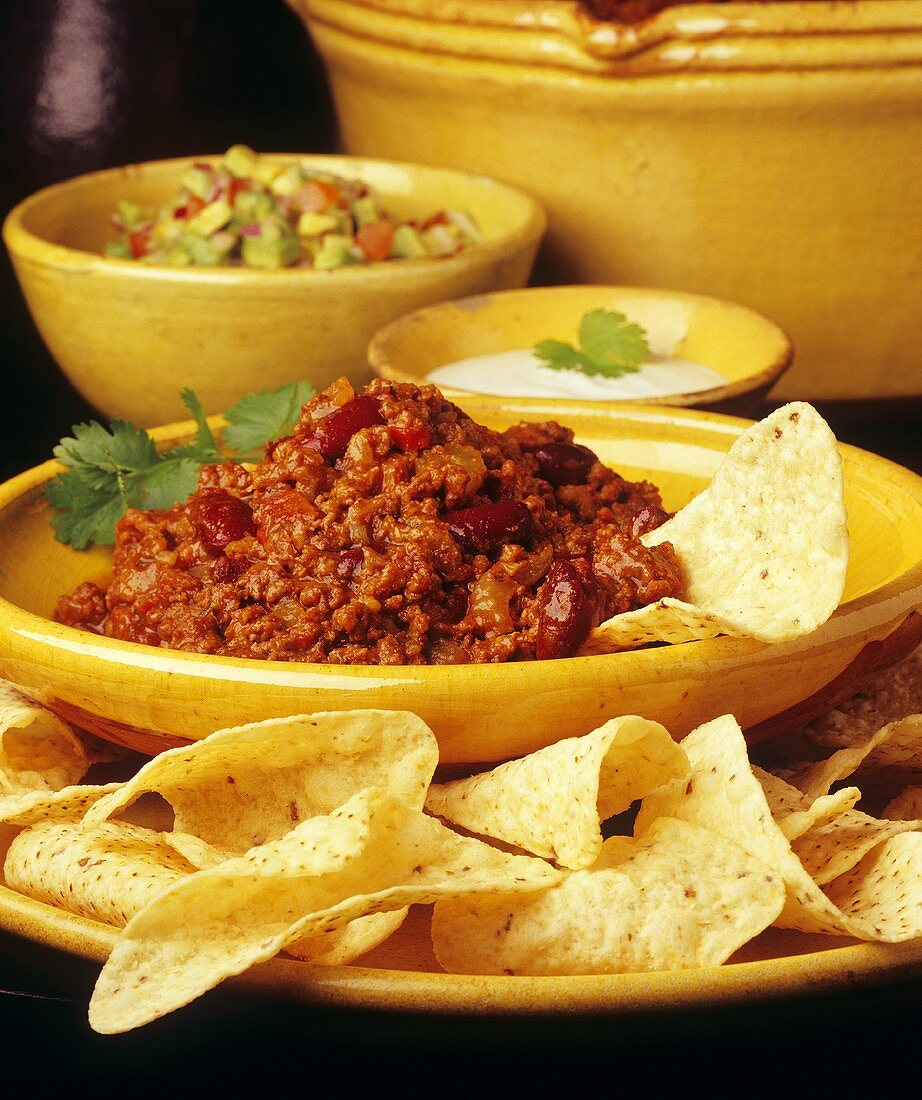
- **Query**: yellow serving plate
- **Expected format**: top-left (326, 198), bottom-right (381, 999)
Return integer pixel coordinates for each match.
top-left (0, 401), bottom-right (919, 765)
top-left (2, 887), bottom-right (922, 1014)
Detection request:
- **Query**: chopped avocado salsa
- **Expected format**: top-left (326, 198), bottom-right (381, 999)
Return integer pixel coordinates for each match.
top-left (105, 146), bottom-right (485, 269)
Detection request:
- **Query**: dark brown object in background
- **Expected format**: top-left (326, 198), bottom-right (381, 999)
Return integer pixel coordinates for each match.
top-left (0, 0), bottom-right (337, 480)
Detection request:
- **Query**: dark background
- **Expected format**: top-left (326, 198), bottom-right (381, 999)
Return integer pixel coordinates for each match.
top-left (0, 0), bottom-right (920, 1088)
top-left (0, 0), bottom-right (335, 480)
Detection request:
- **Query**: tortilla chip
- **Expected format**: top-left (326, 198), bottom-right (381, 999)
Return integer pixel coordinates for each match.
top-left (805, 643), bottom-right (922, 750)
top-left (431, 816), bottom-right (784, 975)
top-left (4, 820), bottom-right (197, 926)
top-left (0, 681), bottom-right (94, 795)
top-left (425, 716), bottom-right (688, 869)
top-left (791, 808), bottom-right (920, 886)
top-left (586, 403), bottom-right (848, 651)
top-left (824, 832), bottom-right (922, 940)
top-left (634, 714), bottom-right (916, 939)
top-left (83, 710), bottom-right (439, 854)
top-left (0, 784), bottom-right (119, 827)
top-left (284, 910), bottom-right (410, 965)
top-left (792, 715), bottom-right (922, 799)
top-left (88, 788), bottom-right (561, 1034)
top-left (882, 787), bottom-right (922, 821)
top-left (754, 767), bottom-right (860, 841)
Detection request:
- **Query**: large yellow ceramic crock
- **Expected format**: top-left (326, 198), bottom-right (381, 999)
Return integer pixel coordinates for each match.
top-left (2, 154), bottom-right (546, 427)
top-left (288, 0), bottom-right (922, 402)
top-left (0, 402), bottom-right (919, 765)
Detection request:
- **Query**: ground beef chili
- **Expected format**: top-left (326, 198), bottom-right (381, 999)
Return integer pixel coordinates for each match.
top-left (55, 378), bottom-right (684, 665)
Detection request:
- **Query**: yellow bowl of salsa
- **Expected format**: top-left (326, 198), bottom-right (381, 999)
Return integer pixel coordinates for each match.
top-left (2, 153), bottom-right (546, 428)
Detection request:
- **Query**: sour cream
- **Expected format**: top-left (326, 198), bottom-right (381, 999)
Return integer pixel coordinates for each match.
top-left (427, 349), bottom-right (727, 401)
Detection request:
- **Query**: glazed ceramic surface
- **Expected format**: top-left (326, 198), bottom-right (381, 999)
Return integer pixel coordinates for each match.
top-left (2, 154), bottom-right (546, 426)
top-left (2, 887), bottom-right (922, 1013)
top-left (0, 403), bottom-right (919, 765)
top-left (368, 284), bottom-right (792, 418)
top-left (290, 0), bottom-right (922, 402)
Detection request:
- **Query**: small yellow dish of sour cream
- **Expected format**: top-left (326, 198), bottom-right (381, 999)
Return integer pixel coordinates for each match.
top-left (368, 286), bottom-right (793, 417)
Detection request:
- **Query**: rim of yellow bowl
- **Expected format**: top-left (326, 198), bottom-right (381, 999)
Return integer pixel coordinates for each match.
top-left (291, 0), bottom-right (922, 76)
top-left (1, 153), bottom-right (547, 284)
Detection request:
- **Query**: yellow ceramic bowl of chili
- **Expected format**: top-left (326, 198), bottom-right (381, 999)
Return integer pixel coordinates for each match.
top-left (0, 399), bottom-right (919, 765)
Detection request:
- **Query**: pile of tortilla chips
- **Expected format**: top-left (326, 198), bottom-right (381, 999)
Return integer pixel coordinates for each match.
top-left (1, 638), bottom-right (921, 1034)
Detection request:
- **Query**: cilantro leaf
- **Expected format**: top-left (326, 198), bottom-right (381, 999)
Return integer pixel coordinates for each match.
top-left (534, 309), bottom-right (650, 379)
top-left (161, 389), bottom-right (220, 463)
top-left (533, 339), bottom-right (582, 373)
top-left (139, 456), bottom-right (203, 511)
top-left (44, 380), bottom-right (318, 548)
top-left (53, 420), bottom-right (160, 477)
top-left (221, 379), bottom-right (316, 459)
top-left (45, 465), bottom-right (142, 549)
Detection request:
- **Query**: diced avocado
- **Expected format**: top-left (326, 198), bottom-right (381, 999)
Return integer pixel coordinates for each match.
top-left (223, 144), bottom-right (258, 179)
top-left (389, 224), bottom-right (428, 259)
top-left (241, 231), bottom-right (300, 269)
top-left (163, 244), bottom-right (194, 266)
top-left (115, 201), bottom-right (146, 232)
top-left (352, 195), bottom-right (382, 227)
top-left (313, 234), bottom-right (359, 270)
top-left (296, 211), bottom-right (340, 237)
top-left (178, 233), bottom-right (223, 266)
top-left (233, 190), bottom-right (275, 222)
top-left (269, 165), bottom-right (305, 198)
top-left (250, 161), bottom-right (283, 187)
top-left (186, 199), bottom-right (233, 237)
top-left (181, 166), bottom-right (216, 201)
top-left (105, 239), bottom-right (134, 259)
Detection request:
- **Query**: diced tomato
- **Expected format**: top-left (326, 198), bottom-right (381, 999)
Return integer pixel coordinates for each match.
top-left (174, 194), bottom-right (205, 220)
top-left (390, 423), bottom-right (431, 452)
top-left (227, 177), bottom-right (252, 204)
top-left (128, 228), bottom-right (153, 258)
top-left (297, 179), bottom-right (342, 213)
top-left (423, 210), bottom-right (450, 229)
top-left (356, 220), bottom-right (395, 262)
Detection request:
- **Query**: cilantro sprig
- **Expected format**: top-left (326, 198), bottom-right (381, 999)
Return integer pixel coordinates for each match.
top-left (45, 380), bottom-right (315, 549)
top-left (534, 309), bottom-right (650, 379)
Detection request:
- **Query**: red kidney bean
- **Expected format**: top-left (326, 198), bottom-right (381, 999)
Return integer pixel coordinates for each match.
top-left (536, 559), bottom-right (598, 660)
top-left (336, 547), bottom-right (365, 579)
top-left (212, 556), bottom-right (245, 584)
top-left (437, 587), bottom-right (469, 625)
top-left (631, 505), bottom-right (671, 539)
top-left (445, 500), bottom-right (532, 553)
top-left (190, 489), bottom-right (256, 555)
top-left (305, 396), bottom-right (383, 459)
top-left (533, 442), bottom-right (598, 486)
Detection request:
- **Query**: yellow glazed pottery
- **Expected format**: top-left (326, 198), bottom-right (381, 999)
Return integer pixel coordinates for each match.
top-left (289, 0), bottom-right (922, 402)
top-left (368, 285), bottom-right (792, 417)
top-left (2, 154), bottom-right (546, 426)
top-left (0, 402), bottom-right (919, 765)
